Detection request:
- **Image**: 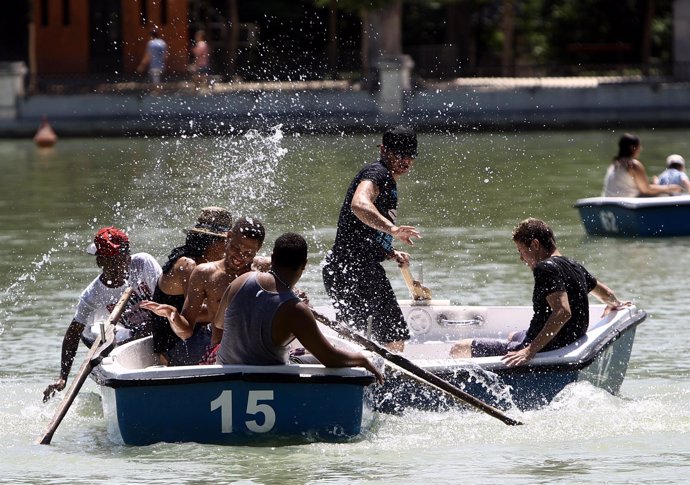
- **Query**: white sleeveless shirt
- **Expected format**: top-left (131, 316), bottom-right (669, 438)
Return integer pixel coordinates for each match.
top-left (603, 162), bottom-right (639, 197)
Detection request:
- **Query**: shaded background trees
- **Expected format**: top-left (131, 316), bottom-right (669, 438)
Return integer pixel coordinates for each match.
top-left (0, 0), bottom-right (675, 82)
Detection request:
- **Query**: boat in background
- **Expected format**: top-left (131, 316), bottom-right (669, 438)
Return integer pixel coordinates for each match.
top-left (91, 336), bottom-right (379, 446)
top-left (574, 195), bottom-right (690, 237)
top-left (316, 301), bottom-right (646, 413)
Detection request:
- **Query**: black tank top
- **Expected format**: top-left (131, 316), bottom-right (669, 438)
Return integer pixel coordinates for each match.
top-left (150, 283), bottom-right (186, 354)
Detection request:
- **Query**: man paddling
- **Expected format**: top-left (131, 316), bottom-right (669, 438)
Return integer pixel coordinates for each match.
top-left (322, 126), bottom-right (421, 352)
top-left (42, 227), bottom-right (161, 402)
top-left (450, 218), bottom-right (630, 365)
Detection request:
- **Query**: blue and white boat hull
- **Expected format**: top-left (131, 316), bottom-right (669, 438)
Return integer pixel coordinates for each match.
top-left (317, 302), bottom-right (646, 413)
top-left (92, 337), bottom-right (378, 446)
top-left (574, 195), bottom-right (690, 237)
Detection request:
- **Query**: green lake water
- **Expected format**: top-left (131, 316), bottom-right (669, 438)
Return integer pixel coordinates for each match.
top-left (1, 128), bottom-right (689, 484)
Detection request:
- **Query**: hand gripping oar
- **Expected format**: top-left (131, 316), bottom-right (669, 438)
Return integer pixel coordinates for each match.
top-left (400, 265), bottom-right (432, 301)
top-left (311, 309), bottom-right (523, 426)
top-left (37, 288), bottom-right (133, 445)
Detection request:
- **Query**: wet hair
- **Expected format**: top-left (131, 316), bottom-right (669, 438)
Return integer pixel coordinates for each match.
top-left (616, 133), bottom-right (640, 160)
top-left (161, 232), bottom-right (224, 274)
top-left (231, 217), bottom-right (266, 244)
top-left (512, 218), bottom-right (557, 253)
top-left (271, 233), bottom-right (308, 270)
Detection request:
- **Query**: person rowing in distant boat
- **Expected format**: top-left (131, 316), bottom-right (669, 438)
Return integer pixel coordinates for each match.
top-left (42, 227), bottom-right (161, 402)
top-left (602, 133), bottom-right (682, 197)
top-left (213, 232), bottom-right (384, 383)
top-left (450, 218), bottom-right (630, 366)
top-left (149, 207), bottom-right (231, 366)
top-left (140, 217), bottom-right (267, 364)
top-left (322, 126), bottom-right (421, 353)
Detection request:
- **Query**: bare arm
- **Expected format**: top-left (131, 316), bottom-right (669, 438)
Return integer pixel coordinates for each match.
top-left (42, 319), bottom-right (84, 402)
top-left (351, 180), bottom-right (420, 246)
top-left (502, 291), bottom-right (571, 367)
top-left (630, 161), bottom-right (682, 196)
top-left (277, 302), bottom-right (384, 384)
top-left (137, 51), bottom-right (151, 72)
top-left (139, 265), bottom-right (207, 341)
top-left (176, 266), bottom-right (211, 339)
top-left (589, 280), bottom-right (631, 316)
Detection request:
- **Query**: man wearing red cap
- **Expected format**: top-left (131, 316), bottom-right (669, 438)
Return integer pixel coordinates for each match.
top-left (42, 226), bottom-right (161, 402)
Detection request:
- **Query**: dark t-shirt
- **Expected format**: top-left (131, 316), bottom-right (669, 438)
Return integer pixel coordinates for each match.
top-left (331, 160), bottom-right (398, 262)
top-left (525, 256), bottom-right (598, 351)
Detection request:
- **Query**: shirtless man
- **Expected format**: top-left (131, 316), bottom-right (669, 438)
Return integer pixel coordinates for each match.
top-left (140, 217), bottom-right (266, 352)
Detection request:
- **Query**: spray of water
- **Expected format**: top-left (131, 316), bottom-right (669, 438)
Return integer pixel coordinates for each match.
top-left (1, 125), bottom-right (290, 334)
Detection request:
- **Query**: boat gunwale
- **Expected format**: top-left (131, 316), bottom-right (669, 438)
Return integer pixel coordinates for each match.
top-left (409, 308), bottom-right (647, 376)
top-left (574, 194), bottom-right (690, 210)
top-left (92, 365), bottom-right (377, 388)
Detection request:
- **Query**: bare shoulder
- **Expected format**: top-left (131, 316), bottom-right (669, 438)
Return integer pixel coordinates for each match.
top-left (279, 299), bottom-right (315, 324)
top-left (631, 158), bottom-right (647, 171)
top-left (158, 256), bottom-right (196, 293)
top-left (192, 260), bottom-right (223, 279)
top-left (173, 256), bottom-right (196, 276)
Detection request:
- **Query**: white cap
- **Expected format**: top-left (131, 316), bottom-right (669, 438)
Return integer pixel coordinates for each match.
top-left (666, 154), bottom-right (685, 167)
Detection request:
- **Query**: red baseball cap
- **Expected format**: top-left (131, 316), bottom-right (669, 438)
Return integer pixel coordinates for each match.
top-left (86, 226), bottom-right (130, 256)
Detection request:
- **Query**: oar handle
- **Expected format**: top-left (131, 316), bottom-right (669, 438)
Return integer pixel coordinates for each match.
top-left (37, 288), bottom-right (133, 445)
top-left (400, 265), bottom-right (432, 300)
top-left (311, 309), bottom-right (522, 426)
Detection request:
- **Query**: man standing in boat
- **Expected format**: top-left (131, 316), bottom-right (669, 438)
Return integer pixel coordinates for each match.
top-left (42, 227), bottom-right (161, 402)
top-left (450, 218), bottom-right (629, 365)
top-left (322, 126), bottom-right (421, 352)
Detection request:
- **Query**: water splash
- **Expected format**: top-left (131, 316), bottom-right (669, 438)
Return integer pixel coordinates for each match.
top-left (0, 246), bottom-right (59, 334)
top-left (123, 124), bottom-right (289, 243)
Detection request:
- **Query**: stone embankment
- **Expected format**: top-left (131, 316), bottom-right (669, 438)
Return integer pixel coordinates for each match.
top-left (2, 62), bottom-right (690, 137)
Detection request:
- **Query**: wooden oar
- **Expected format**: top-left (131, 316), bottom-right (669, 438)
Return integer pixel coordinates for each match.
top-left (311, 309), bottom-right (523, 426)
top-left (400, 264), bottom-right (432, 301)
top-left (37, 288), bottom-right (133, 445)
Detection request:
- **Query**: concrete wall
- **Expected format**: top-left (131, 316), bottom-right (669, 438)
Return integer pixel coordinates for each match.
top-left (5, 78), bottom-right (690, 136)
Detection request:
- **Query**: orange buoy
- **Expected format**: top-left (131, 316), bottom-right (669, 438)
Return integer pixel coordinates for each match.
top-left (34, 117), bottom-right (57, 148)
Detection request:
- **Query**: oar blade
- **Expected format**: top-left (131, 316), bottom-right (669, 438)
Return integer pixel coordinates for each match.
top-left (311, 309), bottom-right (523, 426)
top-left (37, 288), bottom-right (133, 445)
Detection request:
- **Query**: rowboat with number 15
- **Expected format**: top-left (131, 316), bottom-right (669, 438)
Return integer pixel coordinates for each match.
top-left (91, 335), bottom-right (381, 445)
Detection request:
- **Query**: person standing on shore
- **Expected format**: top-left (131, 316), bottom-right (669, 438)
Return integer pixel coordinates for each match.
top-left (322, 126), bottom-right (421, 352)
top-left (137, 29), bottom-right (168, 85)
top-left (191, 30), bottom-right (211, 89)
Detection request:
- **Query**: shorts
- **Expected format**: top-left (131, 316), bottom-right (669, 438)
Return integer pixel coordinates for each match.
top-left (165, 324), bottom-right (212, 366)
top-left (322, 252), bottom-right (409, 344)
top-left (471, 331), bottom-right (528, 357)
